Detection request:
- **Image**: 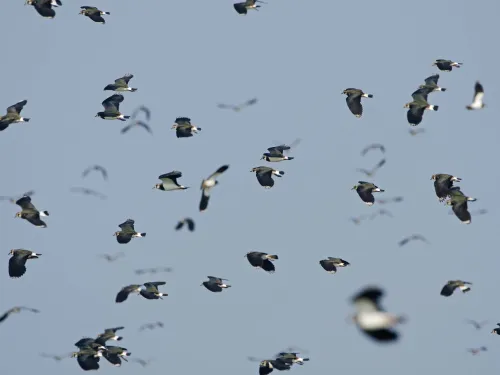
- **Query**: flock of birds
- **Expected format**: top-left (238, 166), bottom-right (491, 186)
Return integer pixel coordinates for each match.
top-left (0, 1), bottom-right (495, 374)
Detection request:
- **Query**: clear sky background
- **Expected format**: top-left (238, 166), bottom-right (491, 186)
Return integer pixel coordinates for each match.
top-left (1, 0), bottom-right (499, 374)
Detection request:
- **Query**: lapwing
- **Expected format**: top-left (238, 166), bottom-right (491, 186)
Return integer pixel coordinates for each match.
top-left (13, 195), bottom-right (49, 228)
top-left (352, 181), bottom-right (384, 206)
top-left (199, 165), bottom-right (229, 212)
top-left (261, 145), bottom-right (294, 162)
top-left (103, 346), bottom-right (131, 367)
top-left (342, 88), bottom-right (373, 118)
top-left (398, 234), bottom-right (429, 247)
top-left (26, 0), bottom-right (62, 19)
top-left (276, 352), bottom-right (310, 366)
top-left (0, 306), bottom-right (39, 323)
top-left (74, 338), bottom-right (102, 350)
top-left (96, 94), bottom-right (130, 121)
top-left (319, 257), bottom-right (350, 274)
top-left (171, 117), bottom-right (201, 138)
top-left (217, 98), bottom-right (257, 111)
top-left (82, 164), bottom-right (108, 180)
top-left (113, 219), bottom-right (146, 244)
top-left (0, 100), bottom-right (30, 132)
top-left (154, 171), bottom-right (189, 191)
top-left (233, 0), bottom-right (265, 15)
top-left (95, 327), bottom-right (125, 345)
top-left (465, 319), bottom-right (488, 330)
top-left (175, 217), bottom-right (195, 232)
top-left (72, 348), bottom-right (103, 371)
top-left (404, 87), bottom-right (438, 126)
top-left (245, 251), bottom-right (278, 273)
top-left (8, 249), bottom-right (41, 278)
top-left (356, 158), bottom-right (386, 177)
top-left (115, 284), bottom-right (143, 303)
top-left (350, 286), bottom-right (405, 343)
top-left (430, 174), bottom-right (461, 201)
top-left (445, 187), bottom-right (477, 224)
top-left (140, 281), bottom-right (168, 300)
top-left (251, 166), bottom-right (284, 189)
top-left (201, 276), bottom-right (231, 292)
top-left (419, 74), bottom-right (446, 93)
top-left (466, 81), bottom-right (485, 110)
top-left (104, 74), bottom-right (137, 92)
top-left (360, 143), bottom-right (385, 157)
top-left (79, 6), bottom-right (110, 24)
top-left (432, 59), bottom-right (462, 72)
top-left (440, 280), bottom-right (472, 297)
top-left (491, 323), bottom-right (500, 335)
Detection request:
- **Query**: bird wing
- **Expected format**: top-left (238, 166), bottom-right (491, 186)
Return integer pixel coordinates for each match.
top-left (360, 143), bottom-right (385, 156)
top-left (185, 218), bottom-right (195, 231)
top-left (174, 117), bottom-right (191, 125)
top-left (346, 94), bottom-right (363, 116)
top-left (424, 74), bottom-right (439, 86)
top-left (6, 100), bottom-right (27, 115)
top-left (15, 195), bottom-right (36, 210)
top-left (472, 82), bottom-right (484, 105)
top-left (373, 158), bottom-right (386, 170)
top-left (131, 105), bottom-right (151, 121)
top-left (411, 88), bottom-right (430, 102)
top-left (256, 170), bottom-right (275, 187)
top-left (102, 94), bottom-right (124, 112)
top-left (440, 282), bottom-right (457, 297)
top-left (352, 287), bottom-right (384, 312)
top-left (207, 165), bottom-right (229, 181)
top-left (144, 281), bottom-right (166, 289)
top-left (118, 219), bottom-right (135, 231)
top-left (159, 171), bottom-right (182, 182)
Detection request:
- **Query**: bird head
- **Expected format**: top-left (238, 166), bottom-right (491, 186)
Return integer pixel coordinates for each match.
top-left (430, 174), bottom-right (436, 180)
top-left (491, 329), bottom-right (496, 334)
top-left (8, 249), bottom-right (14, 255)
top-left (403, 102), bottom-right (411, 108)
top-left (250, 167), bottom-right (257, 172)
top-left (431, 62), bottom-right (437, 66)
top-left (153, 184), bottom-right (161, 190)
top-left (113, 231), bottom-right (119, 236)
top-left (171, 124), bottom-right (178, 129)
top-left (15, 212), bottom-right (22, 218)
top-left (351, 185), bottom-right (358, 190)
top-left (341, 90), bottom-right (347, 95)
top-left (79, 9), bottom-right (85, 15)
top-left (260, 155), bottom-right (266, 160)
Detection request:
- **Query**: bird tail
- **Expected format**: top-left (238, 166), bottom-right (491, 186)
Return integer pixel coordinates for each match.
top-left (123, 116), bottom-right (131, 120)
top-left (285, 156), bottom-right (294, 161)
top-left (467, 197), bottom-right (477, 202)
top-left (40, 211), bottom-right (49, 217)
top-left (116, 336), bottom-right (123, 341)
top-left (130, 88), bottom-right (137, 92)
top-left (103, 11), bottom-right (110, 15)
top-left (23, 118), bottom-right (31, 122)
top-left (266, 254), bottom-right (278, 260)
top-left (427, 105), bottom-right (439, 111)
top-left (139, 232), bottom-right (147, 237)
top-left (439, 87), bottom-right (447, 92)
top-left (460, 286), bottom-right (471, 293)
top-left (362, 93), bottom-right (374, 98)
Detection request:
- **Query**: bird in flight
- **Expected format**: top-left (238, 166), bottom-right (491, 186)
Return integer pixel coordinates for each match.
top-left (131, 105), bottom-right (151, 121)
top-left (356, 159), bottom-right (386, 177)
top-left (121, 120), bottom-right (152, 135)
top-left (360, 143), bottom-right (385, 157)
top-left (467, 347), bottom-right (487, 356)
top-left (0, 306), bottom-right (40, 323)
top-left (70, 187), bottom-right (107, 200)
top-left (217, 98), bottom-right (257, 112)
top-left (398, 234), bottom-right (429, 247)
top-left (466, 81), bottom-right (485, 110)
top-left (82, 165), bottom-right (108, 181)
top-left (465, 319), bottom-right (488, 330)
top-left (98, 252), bottom-right (125, 262)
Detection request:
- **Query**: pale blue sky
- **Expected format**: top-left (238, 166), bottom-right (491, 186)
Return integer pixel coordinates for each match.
top-left (1, 1), bottom-right (499, 374)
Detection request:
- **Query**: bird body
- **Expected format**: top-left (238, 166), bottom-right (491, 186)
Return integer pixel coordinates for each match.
top-left (440, 280), bottom-right (472, 296)
top-left (251, 166), bottom-right (284, 188)
top-left (431, 174), bottom-right (461, 201)
top-left (233, 0), bottom-right (265, 14)
top-left (202, 276), bottom-right (231, 292)
top-left (342, 88), bottom-right (373, 118)
top-left (245, 252), bottom-right (278, 273)
top-left (171, 117), bottom-right (201, 138)
top-left (114, 219), bottom-right (146, 244)
top-left (319, 257), bottom-right (350, 274)
top-left (140, 281), bottom-right (168, 299)
top-left (262, 145), bottom-right (294, 162)
top-left (433, 59), bottom-right (462, 72)
top-left (154, 171), bottom-right (189, 191)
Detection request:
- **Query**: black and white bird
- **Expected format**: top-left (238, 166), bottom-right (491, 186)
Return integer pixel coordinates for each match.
top-left (199, 165), bottom-right (229, 212)
top-left (404, 87), bottom-right (438, 126)
top-left (201, 276), bottom-right (231, 292)
top-left (352, 181), bottom-right (384, 206)
top-left (319, 257), bottom-right (350, 274)
top-left (0, 100), bottom-right (30, 132)
top-left (342, 88), bottom-right (373, 118)
top-left (466, 81), bottom-right (485, 110)
top-left (171, 117), bottom-right (201, 138)
top-left (175, 218), bottom-right (195, 232)
top-left (251, 166), bottom-right (285, 189)
top-left (154, 171), bottom-right (189, 191)
top-left (104, 74), bottom-right (137, 92)
top-left (0, 306), bottom-right (39, 323)
top-left (95, 327), bottom-right (125, 345)
top-left (432, 59), bottom-right (462, 72)
top-left (96, 94), bottom-right (130, 121)
top-left (261, 145), bottom-right (294, 162)
top-left (140, 282), bottom-right (168, 300)
top-left (26, 0), bottom-right (62, 19)
top-left (102, 346), bottom-right (131, 367)
top-left (245, 252), bottom-right (278, 273)
top-left (233, 0), bottom-right (265, 14)
top-left (79, 6), bottom-right (110, 24)
top-left (430, 174), bottom-right (461, 202)
top-left (440, 280), bottom-right (472, 297)
top-left (13, 195), bottom-right (49, 228)
top-left (113, 219), bottom-right (146, 244)
top-left (350, 286), bottom-right (405, 343)
top-left (491, 323), bottom-right (500, 335)
top-left (8, 249), bottom-right (41, 278)
top-left (445, 187), bottom-right (477, 224)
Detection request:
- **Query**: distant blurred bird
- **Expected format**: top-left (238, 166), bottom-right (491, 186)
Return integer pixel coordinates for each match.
top-left (134, 267), bottom-right (173, 275)
top-left (467, 347), bottom-right (487, 356)
top-left (0, 190), bottom-right (35, 201)
top-left (466, 81), bottom-right (485, 110)
top-left (409, 128), bottom-right (425, 136)
top-left (349, 215), bottom-right (369, 225)
top-left (377, 196), bottom-right (404, 204)
top-left (432, 59), bottom-right (462, 72)
top-left (104, 74), bottom-right (137, 92)
top-left (79, 6), bottom-right (110, 24)
top-left (200, 165), bottom-right (230, 212)
top-left (70, 187), bottom-right (107, 200)
top-left (82, 165), bottom-right (108, 180)
top-left (139, 322), bottom-right (164, 331)
top-left (360, 143), bottom-right (385, 157)
top-left (175, 217), bottom-right (195, 232)
top-left (440, 280), bottom-right (472, 297)
top-left (217, 98), bottom-right (257, 111)
top-left (130, 358), bottom-right (154, 367)
top-left (201, 276), bottom-right (231, 292)
top-left (131, 105), bottom-right (151, 121)
top-left (26, 0), bottom-right (62, 19)
top-left (0, 306), bottom-right (39, 323)
top-left (356, 159), bottom-right (386, 177)
top-left (245, 252), bottom-right (278, 273)
top-left (40, 352), bottom-right (71, 361)
top-left (98, 253), bottom-right (124, 262)
top-left (342, 88), bottom-right (373, 118)
top-left (350, 286), bottom-right (405, 343)
top-left (465, 319), bottom-right (488, 330)
top-left (121, 120), bottom-right (152, 135)
top-left (398, 234), bottom-right (429, 247)
top-left (233, 0), bottom-right (266, 14)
